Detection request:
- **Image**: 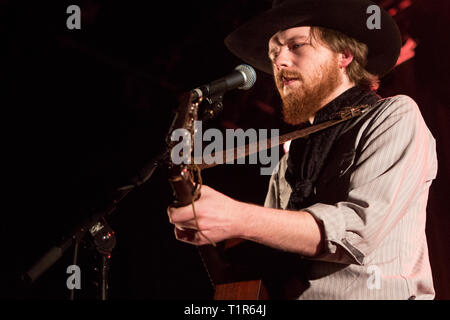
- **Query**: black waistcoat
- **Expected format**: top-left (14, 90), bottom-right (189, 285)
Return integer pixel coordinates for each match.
top-left (285, 86), bottom-right (380, 210)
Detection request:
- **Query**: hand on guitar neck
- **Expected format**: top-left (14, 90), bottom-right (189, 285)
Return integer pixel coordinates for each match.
top-left (167, 185), bottom-right (324, 257)
top-left (167, 185), bottom-right (247, 247)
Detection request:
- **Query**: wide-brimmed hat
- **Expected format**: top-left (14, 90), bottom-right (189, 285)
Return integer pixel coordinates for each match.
top-left (225, 0), bottom-right (401, 77)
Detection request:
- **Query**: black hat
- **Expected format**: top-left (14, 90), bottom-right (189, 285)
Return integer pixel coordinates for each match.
top-left (225, 0), bottom-right (401, 77)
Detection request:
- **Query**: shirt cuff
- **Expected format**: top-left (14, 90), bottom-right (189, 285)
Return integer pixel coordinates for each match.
top-left (303, 203), bottom-right (366, 265)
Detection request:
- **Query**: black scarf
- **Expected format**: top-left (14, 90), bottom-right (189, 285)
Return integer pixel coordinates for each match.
top-left (285, 86), bottom-right (380, 210)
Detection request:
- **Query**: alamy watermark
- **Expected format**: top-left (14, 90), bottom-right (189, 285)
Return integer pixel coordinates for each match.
top-left (65, 5), bottom-right (381, 32)
top-left (66, 5), bottom-right (81, 30)
top-left (66, 3), bottom-right (381, 173)
top-left (170, 121), bottom-right (279, 176)
top-left (66, 264), bottom-right (81, 290)
top-left (366, 5), bottom-right (381, 30)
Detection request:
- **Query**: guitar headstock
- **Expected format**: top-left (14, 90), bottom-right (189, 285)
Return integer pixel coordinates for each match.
top-left (167, 92), bottom-right (202, 207)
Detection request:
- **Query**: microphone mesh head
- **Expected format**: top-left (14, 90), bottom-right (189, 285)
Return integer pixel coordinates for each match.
top-left (235, 64), bottom-right (257, 90)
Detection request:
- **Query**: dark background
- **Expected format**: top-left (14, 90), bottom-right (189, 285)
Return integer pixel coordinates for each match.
top-left (2, 0), bottom-right (449, 300)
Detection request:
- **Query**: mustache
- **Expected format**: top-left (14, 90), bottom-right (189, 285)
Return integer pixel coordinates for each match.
top-left (275, 70), bottom-right (303, 82)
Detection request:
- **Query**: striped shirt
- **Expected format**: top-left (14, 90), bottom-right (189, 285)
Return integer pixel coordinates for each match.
top-left (264, 95), bottom-right (437, 299)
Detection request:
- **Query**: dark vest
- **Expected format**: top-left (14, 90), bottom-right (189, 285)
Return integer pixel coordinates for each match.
top-left (285, 86), bottom-right (381, 210)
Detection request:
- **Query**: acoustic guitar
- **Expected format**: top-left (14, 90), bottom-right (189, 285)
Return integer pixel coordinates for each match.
top-left (166, 92), bottom-right (269, 300)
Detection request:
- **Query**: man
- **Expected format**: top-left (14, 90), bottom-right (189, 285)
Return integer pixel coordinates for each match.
top-left (167, 0), bottom-right (437, 299)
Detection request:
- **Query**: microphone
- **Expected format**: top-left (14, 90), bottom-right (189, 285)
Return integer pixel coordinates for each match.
top-left (191, 64), bottom-right (256, 100)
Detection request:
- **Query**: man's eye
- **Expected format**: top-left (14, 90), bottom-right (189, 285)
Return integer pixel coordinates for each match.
top-left (291, 43), bottom-right (304, 50)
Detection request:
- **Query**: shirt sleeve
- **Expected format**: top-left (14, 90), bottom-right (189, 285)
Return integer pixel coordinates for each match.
top-left (303, 95), bottom-right (437, 265)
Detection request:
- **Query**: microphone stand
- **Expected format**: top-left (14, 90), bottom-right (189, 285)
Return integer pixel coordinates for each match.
top-left (90, 218), bottom-right (116, 300)
top-left (22, 89), bottom-right (224, 299)
top-left (22, 148), bottom-right (170, 297)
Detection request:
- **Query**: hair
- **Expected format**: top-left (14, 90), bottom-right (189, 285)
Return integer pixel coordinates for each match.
top-left (310, 26), bottom-right (380, 91)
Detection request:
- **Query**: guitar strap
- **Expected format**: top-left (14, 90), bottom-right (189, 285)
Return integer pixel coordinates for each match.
top-left (197, 103), bottom-right (372, 171)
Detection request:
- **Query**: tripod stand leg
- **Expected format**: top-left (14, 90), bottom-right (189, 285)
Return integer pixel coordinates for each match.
top-left (101, 255), bottom-right (110, 300)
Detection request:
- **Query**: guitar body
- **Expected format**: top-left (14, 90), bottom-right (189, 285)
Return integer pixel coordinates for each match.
top-left (197, 239), bottom-right (271, 300)
top-left (166, 92), bottom-right (269, 300)
top-left (214, 280), bottom-right (269, 300)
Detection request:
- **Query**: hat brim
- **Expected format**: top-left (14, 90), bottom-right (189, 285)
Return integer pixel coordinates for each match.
top-left (224, 0), bottom-right (401, 77)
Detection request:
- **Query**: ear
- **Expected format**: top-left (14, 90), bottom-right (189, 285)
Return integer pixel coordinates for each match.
top-left (339, 49), bottom-right (354, 69)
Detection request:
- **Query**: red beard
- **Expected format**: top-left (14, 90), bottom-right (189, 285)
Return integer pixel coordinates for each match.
top-left (275, 55), bottom-right (342, 125)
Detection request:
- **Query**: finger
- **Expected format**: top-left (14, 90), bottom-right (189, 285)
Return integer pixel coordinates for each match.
top-left (174, 226), bottom-right (213, 246)
top-left (167, 206), bottom-right (173, 223)
top-left (174, 221), bottom-right (198, 230)
top-left (167, 205), bottom-right (195, 224)
top-left (174, 227), bottom-right (198, 245)
top-left (178, 228), bottom-right (219, 247)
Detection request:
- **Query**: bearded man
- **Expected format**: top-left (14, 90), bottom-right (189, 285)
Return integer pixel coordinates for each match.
top-left (167, 0), bottom-right (437, 299)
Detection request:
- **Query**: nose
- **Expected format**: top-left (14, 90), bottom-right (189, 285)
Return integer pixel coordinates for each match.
top-left (272, 47), bottom-right (292, 71)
